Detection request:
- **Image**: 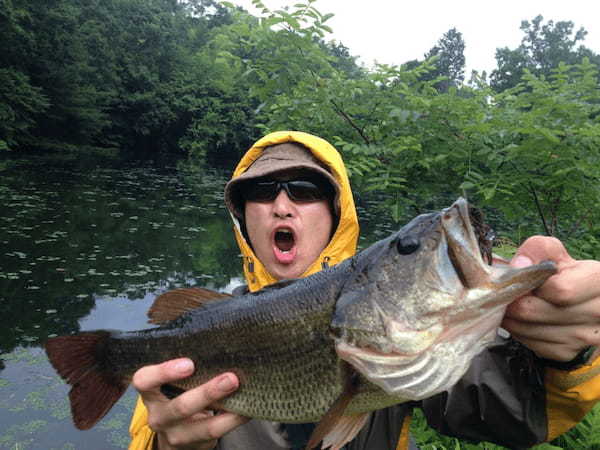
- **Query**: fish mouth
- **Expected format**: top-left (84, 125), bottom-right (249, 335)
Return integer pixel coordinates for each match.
top-left (441, 198), bottom-right (488, 289)
top-left (333, 197), bottom-right (557, 399)
top-left (272, 227), bottom-right (297, 264)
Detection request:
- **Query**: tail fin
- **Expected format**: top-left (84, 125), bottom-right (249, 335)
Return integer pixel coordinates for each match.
top-left (45, 331), bottom-right (128, 430)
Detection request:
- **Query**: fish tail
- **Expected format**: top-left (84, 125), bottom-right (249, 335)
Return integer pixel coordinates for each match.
top-left (45, 331), bottom-right (128, 430)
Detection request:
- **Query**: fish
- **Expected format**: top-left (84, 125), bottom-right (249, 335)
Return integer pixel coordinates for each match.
top-left (45, 198), bottom-right (557, 449)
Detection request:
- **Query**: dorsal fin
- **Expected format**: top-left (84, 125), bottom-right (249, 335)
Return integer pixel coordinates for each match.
top-left (147, 287), bottom-right (231, 324)
top-left (306, 366), bottom-right (363, 450)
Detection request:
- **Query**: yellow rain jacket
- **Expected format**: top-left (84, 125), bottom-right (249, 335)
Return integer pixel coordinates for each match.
top-left (129, 131), bottom-right (599, 449)
top-left (227, 130), bottom-right (359, 292)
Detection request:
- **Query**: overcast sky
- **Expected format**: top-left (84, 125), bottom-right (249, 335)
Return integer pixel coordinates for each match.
top-left (232, 0), bottom-right (600, 76)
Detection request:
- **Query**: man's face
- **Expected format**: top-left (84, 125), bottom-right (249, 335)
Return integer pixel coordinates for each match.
top-left (244, 172), bottom-right (334, 280)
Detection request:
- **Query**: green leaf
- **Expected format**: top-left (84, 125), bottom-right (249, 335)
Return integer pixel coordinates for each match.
top-left (321, 13), bottom-right (335, 23)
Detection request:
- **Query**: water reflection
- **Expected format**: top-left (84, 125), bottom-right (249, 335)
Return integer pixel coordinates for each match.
top-left (1, 158), bottom-right (241, 352)
top-left (0, 155), bottom-right (244, 449)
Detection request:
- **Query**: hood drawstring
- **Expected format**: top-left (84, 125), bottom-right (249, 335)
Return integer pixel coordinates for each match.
top-left (321, 256), bottom-right (331, 270)
top-left (246, 256), bottom-right (255, 273)
top-left (245, 256), bottom-right (257, 286)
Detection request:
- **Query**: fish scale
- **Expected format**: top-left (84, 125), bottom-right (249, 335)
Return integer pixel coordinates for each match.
top-left (45, 198), bottom-right (557, 449)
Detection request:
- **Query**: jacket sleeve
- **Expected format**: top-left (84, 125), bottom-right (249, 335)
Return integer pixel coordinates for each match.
top-left (420, 333), bottom-right (600, 448)
top-left (129, 396), bottom-right (156, 450)
top-left (544, 354), bottom-right (600, 440)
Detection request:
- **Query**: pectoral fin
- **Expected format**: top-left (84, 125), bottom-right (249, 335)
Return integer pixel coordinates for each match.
top-left (306, 367), bottom-right (367, 450)
top-left (319, 413), bottom-right (370, 450)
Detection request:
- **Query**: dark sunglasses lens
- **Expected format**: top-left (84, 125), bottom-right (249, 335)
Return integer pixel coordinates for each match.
top-left (244, 181), bottom-right (278, 202)
top-left (243, 178), bottom-right (330, 202)
top-left (286, 180), bottom-right (325, 201)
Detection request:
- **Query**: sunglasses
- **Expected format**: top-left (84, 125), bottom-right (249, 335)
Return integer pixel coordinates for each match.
top-left (242, 178), bottom-right (332, 203)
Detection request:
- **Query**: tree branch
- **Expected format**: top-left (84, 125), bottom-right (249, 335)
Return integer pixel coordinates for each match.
top-left (329, 99), bottom-right (371, 145)
top-left (527, 182), bottom-right (552, 235)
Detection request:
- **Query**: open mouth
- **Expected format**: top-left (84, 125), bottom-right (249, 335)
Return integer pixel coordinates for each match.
top-left (275, 229), bottom-right (295, 252)
top-left (273, 228), bottom-right (297, 264)
top-left (442, 199), bottom-right (488, 289)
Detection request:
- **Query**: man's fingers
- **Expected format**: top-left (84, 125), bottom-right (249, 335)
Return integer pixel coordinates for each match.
top-left (155, 373), bottom-right (239, 429)
top-left (159, 412), bottom-right (250, 448)
top-left (509, 336), bottom-right (579, 361)
top-left (132, 358), bottom-right (195, 394)
top-left (534, 260), bottom-right (600, 305)
top-left (503, 317), bottom-right (600, 360)
top-left (511, 236), bottom-right (600, 306)
top-left (204, 413), bottom-right (250, 440)
top-left (514, 236), bottom-right (575, 267)
top-left (505, 295), bottom-right (600, 325)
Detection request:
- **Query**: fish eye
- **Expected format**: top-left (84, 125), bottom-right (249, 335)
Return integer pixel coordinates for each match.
top-left (396, 235), bottom-right (420, 255)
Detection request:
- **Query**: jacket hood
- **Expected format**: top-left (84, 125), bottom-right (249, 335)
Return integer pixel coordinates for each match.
top-left (227, 131), bottom-right (359, 292)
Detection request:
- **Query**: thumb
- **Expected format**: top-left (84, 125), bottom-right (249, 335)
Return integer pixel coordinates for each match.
top-left (512, 236), bottom-right (574, 268)
top-left (510, 254), bottom-right (533, 269)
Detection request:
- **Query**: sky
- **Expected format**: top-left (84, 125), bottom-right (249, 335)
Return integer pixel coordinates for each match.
top-left (232, 0), bottom-right (600, 76)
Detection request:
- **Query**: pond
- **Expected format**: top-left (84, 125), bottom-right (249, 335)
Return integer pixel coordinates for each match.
top-left (0, 154), bottom-right (396, 449)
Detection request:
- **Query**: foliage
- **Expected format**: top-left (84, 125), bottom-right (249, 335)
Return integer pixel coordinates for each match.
top-left (239, 4), bottom-right (600, 257)
top-left (411, 403), bottom-right (600, 449)
top-left (0, 0), bottom-right (50, 149)
top-left (423, 28), bottom-right (466, 92)
top-left (468, 61), bottom-right (600, 257)
top-left (206, 5), bottom-right (596, 264)
top-left (1, 1), bottom-right (600, 447)
top-left (0, 0), bottom-right (256, 154)
top-left (492, 15), bottom-right (600, 91)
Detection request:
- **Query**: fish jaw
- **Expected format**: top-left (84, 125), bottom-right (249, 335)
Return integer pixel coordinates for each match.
top-left (333, 197), bottom-right (557, 399)
top-left (336, 315), bottom-right (501, 400)
top-left (442, 197), bottom-right (491, 288)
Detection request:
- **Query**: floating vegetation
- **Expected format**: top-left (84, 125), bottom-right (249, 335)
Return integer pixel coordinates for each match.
top-left (1, 157), bottom-right (243, 448)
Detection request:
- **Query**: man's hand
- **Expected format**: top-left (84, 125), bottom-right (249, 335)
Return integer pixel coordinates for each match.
top-left (132, 358), bottom-right (249, 450)
top-left (501, 236), bottom-right (600, 362)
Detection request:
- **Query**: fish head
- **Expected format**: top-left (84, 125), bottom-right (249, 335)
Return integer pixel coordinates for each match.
top-left (332, 197), bottom-right (556, 400)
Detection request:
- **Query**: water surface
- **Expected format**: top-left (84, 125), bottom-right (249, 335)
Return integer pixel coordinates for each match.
top-left (0, 154), bottom-right (396, 449)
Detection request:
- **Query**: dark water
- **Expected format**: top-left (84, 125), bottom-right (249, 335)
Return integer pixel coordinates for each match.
top-left (0, 154), bottom-right (396, 449)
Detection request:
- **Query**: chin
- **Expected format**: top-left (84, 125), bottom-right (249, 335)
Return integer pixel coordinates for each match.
top-left (271, 265), bottom-right (304, 280)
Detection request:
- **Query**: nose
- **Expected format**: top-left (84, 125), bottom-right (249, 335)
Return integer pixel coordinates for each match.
top-left (272, 189), bottom-right (294, 218)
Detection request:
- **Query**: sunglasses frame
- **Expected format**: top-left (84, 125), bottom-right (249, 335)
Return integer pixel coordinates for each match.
top-left (242, 177), bottom-right (333, 203)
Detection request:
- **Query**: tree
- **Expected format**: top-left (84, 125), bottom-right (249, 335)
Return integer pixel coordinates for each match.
top-left (423, 27), bottom-right (466, 91)
top-left (0, 0), bottom-right (49, 149)
top-left (491, 15), bottom-right (600, 92)
top-left (467, 60), bottom-right (600, 256)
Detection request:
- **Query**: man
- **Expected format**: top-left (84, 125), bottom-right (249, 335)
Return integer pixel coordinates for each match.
top-left (129, 131), bottom-right (600, 449)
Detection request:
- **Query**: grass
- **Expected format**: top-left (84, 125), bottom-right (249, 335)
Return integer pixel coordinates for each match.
top-left (411, 403), bottom-right (600, 449)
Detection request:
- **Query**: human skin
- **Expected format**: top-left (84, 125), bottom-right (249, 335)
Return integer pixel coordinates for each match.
top-left (503, 236), bottom-right (600, 362)
top-left (244, 189), bottom-right (333, 280)
top-left (132, 227), bottom-right (600, 448)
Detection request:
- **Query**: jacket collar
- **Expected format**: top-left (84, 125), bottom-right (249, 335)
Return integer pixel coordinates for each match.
top-left (228, 131), bottom-right (359, 292)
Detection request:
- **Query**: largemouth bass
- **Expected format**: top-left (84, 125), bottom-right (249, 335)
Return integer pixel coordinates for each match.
top-left (45, 198), bottom-right (556, 449)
